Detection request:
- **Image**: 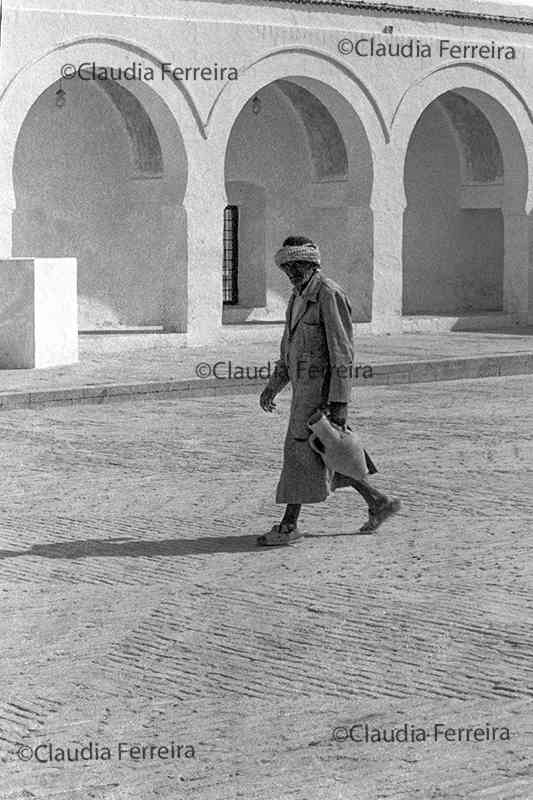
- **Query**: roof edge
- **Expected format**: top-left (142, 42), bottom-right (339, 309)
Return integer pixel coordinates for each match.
top-left (262, 0), bottom-right (533, 27)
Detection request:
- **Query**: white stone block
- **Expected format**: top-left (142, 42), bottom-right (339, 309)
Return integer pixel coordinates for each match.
top-left (0, 258), bottom-right (78, 369)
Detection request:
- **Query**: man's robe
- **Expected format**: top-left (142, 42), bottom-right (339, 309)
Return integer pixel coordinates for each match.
top-left (269, 270), bottom-right (356, 504)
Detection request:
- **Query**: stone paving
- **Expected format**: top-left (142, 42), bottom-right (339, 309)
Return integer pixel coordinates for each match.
top-left (0, 374), bottom-right (532, 799)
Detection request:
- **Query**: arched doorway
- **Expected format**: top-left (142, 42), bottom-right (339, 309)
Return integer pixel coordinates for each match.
top-left (223, 76), bottom-right (373, 323)
top-left (12, 72), bottom-right (188, 330)
top-left (403, 89), bottom-right (526, 317)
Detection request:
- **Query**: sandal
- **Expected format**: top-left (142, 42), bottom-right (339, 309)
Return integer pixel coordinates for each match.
top-left (358, 497), bottom-right (401, 533)
top-left (257, 523), bottom-right (304, 547)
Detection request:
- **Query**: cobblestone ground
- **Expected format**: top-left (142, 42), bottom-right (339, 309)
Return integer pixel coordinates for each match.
top-left (0, 375), bottom-right (531, 800)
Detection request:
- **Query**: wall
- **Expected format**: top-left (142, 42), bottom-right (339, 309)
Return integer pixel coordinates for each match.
top-left (1, 0), bottom-right (531, 337)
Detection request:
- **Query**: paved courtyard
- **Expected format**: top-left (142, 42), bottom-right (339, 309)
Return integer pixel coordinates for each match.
top-left (0, 375), bottom-right (531, 799)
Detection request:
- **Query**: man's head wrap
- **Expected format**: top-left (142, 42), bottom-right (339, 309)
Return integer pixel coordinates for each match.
top-left (275, 242), bottom-right (321, 268)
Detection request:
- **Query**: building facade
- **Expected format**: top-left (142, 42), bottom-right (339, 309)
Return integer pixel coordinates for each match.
top-left (1, 0), bottom-right (532, 344)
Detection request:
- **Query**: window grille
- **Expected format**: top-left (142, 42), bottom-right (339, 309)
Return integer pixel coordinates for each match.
top-left (223, 205), bottom-right (239, 305)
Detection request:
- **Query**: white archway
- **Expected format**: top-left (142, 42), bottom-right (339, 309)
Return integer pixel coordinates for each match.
top-left (391, 64), bottom-right (533, 209)
top-left (0, 37), bottom-right (201, 210)
top-left (223, 75), bottom-right (375, 323)
top-left (201, 48), bottom-right (386, 328)
top-left (207, 47), bottom-right (387, 154)
top-left (389, 64), bottom-right (533, 323)
top-left (0, 38), bottom-right (199, 331)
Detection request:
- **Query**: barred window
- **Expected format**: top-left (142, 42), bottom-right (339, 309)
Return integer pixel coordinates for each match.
top-left (223, 205), bottom-right (239, 305)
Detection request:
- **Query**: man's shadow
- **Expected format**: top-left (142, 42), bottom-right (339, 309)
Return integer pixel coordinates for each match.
top-left (0, 534), bottom-right (260, 560)
top-left (0, 530), bottom-right (370, 561)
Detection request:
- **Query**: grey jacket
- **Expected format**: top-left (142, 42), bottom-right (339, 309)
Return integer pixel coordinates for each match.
top-left (269, 270), bottom-right (354, 439)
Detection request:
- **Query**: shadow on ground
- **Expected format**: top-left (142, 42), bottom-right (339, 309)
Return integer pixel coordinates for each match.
top-left (0, 531), bottom-right (372, 559)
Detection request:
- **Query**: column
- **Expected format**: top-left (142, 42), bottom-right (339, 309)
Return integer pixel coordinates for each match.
top-left (370, 155), bottom-right (406, 333)
top-left (0, 203), bottom-right (15, 258)
top-left (0, 129), bottom-right (16, 257)
top-left (183, 152), bottom-right (226, 345)
top-left (502, 208), bottom-right (529, 322)
top-left (160, 203), bottom-right (188, 332)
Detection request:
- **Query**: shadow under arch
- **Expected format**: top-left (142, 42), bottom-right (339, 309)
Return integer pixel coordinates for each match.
top-left (94, 76), bottom-right (163, 175)
top-left (276, 78), bottom-right (349, 180)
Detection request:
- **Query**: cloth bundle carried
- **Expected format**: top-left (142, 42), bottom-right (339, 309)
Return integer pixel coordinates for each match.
top-left (307, 410), bottom-right (376, 481)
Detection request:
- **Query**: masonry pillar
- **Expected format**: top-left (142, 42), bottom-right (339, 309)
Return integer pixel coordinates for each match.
top-left (159, 203), bottom-right (187, 332)
top-left (0, 119), bottom-right (16, 255)
top-left (183, 154), bottom-right (226, 345)
top-left (0, 203), bottom-right (15, 257)
top-left (502, 208), bottom-right (529, 321)
top-left (370, 155), bottom-right (405, 333)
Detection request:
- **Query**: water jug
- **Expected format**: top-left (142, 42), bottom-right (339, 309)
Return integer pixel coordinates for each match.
top-left (307, 410), bottom-right (368, 480)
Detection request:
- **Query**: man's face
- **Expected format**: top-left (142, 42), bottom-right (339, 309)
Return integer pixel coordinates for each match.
top-left (280, 261), bottom-right (315, 290)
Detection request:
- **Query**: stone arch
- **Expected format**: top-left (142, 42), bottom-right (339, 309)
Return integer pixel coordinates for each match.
top-left (390, 64), bottom-right (533, 210)
top-left (276, 79), bottom-right (348, 180)
top-left (208, 47), bottom-right (387, 154)
top-left (213, 48), bottom-right (382, 324)
top-left (1, 38), bottom-right (198, 331)
top-left (0, 37), bottom-right (200, 209)
top-left (391, 65), bottom-right (532, 320)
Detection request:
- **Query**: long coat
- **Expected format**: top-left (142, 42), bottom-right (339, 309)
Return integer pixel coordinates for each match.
top-left (268, 270), bottom-right (355, 504)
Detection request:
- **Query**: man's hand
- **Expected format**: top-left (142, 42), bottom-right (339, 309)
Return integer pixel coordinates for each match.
top-left (260, 386), bottom-right (277, 413)
top-left (328, 401), bottom-right (347, 429)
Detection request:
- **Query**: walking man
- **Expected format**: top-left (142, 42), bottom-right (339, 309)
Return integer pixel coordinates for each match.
top-left (257, 236), bottom-right (400, 546)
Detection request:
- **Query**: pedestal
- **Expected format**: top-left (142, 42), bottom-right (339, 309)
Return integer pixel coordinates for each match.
top-left (0, 258), bottom-right (78, 368)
